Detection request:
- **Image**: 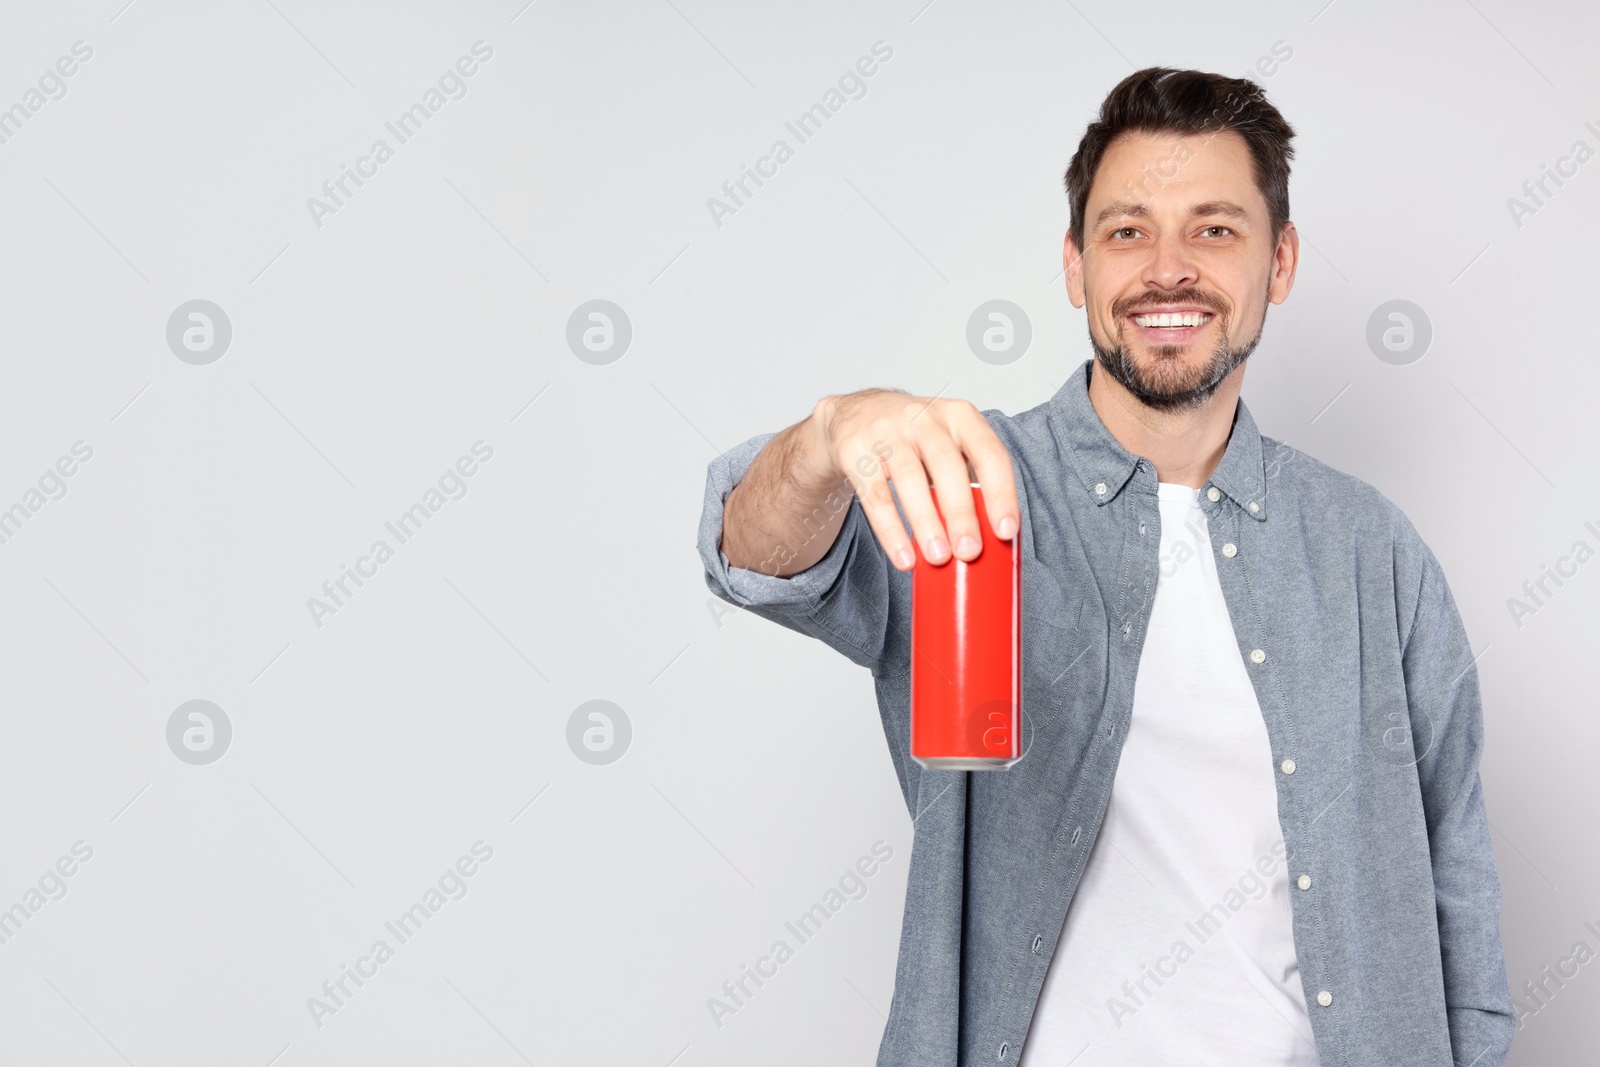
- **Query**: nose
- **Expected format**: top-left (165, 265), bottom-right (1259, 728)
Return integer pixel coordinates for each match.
top-left (1141, 229), bottom-right (1200, 291)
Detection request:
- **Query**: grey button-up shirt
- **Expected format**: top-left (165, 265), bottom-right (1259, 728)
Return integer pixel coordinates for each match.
top-left (696, 357), bottom-right (1515, 1066)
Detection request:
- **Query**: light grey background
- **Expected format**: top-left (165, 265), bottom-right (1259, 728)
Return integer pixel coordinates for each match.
top-left (0, 0), bottom-right (1594, 1063)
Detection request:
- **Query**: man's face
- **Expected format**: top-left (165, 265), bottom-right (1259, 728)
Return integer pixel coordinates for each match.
top-left (1065, 128), bottom-right (1296, 411)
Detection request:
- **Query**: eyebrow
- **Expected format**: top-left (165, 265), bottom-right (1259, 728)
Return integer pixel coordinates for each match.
top-left (1092, 199), bottom-right (1252, 230)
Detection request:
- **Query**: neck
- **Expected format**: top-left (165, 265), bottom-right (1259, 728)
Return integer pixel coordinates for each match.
top-left (1086, 358), bottom-right (1245, 489)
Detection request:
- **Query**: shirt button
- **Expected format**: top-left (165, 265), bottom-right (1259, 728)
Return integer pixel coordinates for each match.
top-left (1222, 542), bottom-right (1237, 557)
top-left (1316, 990), bottom-right (1333, 1007)
top-left (1249, 648), bottom-right (1266, 664)
top-left (1206, 486), bottom-right (1221, 502)
top-left (1298, 874), bottom-right (1312, 890)
top-left (1094, 482), bottom-right (1107, 495)
top-left (1248, 501), bottom-right (1260, 513)
top-left (1281, 758), bottom-right (1297, 775)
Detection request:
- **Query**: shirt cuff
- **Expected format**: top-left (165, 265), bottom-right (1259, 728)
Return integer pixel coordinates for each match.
top-left (697, 431), bottom-right (862, 613)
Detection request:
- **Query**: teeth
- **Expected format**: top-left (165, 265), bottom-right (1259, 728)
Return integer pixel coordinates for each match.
top-left (1133, 311), bottom-right (1211, 328)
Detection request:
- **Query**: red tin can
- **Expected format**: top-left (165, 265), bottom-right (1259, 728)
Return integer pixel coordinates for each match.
top-left (910, 482), bottom-right (1022, 770)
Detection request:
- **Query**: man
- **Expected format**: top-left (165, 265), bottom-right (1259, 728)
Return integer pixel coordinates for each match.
top-left (695, 67), bottom-right (1515, 1066)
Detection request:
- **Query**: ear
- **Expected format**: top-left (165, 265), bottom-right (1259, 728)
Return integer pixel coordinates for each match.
top-left (1063, 231), bottom-right (1086, 309)
top-left (1268, 221), bottom-right (1299, 305)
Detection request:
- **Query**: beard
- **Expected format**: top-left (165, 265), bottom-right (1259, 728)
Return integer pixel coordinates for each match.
top-left (1089, 288), bottom-right (1266, 412)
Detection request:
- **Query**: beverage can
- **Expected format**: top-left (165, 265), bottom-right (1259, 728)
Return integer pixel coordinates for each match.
top-left (910, 482), bottom-right (1022, 770)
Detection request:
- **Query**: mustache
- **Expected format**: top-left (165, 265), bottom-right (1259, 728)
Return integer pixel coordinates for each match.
top-left (1117, 291), bottom-right (1227, 317)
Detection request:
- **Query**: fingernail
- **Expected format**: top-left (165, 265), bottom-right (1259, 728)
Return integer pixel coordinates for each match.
top-left (957, 536), bottom-right (980, 557)
top-left (896, 548), bottom-right (916, 569)
top-left (929, 538), bottom-right (948, 561)
top-left (997, 515), bottom-right (1017, 539)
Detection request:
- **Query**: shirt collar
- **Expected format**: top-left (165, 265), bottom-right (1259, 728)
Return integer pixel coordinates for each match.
top-left (1045, 357), bottom-right (1269, 522)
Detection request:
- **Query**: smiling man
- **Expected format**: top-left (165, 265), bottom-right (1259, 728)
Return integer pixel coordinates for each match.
top-left (696, 68), bottom-right (1515, 1066)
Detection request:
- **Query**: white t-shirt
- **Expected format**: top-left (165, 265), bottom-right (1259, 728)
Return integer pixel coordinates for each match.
top-left (1018, 481), bottom-right (1321, 1066)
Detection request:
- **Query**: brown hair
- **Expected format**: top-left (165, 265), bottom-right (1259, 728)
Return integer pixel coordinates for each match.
top-left (1064, 67), bottom-right (1296, 256)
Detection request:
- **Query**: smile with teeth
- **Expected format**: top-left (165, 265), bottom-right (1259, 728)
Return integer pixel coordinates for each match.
top-left (1131, 311), bottom-right (1214, 328)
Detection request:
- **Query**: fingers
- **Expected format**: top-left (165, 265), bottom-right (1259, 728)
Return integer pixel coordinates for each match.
top-left (916, 429), bottom-right (982, 562)
top-left (844, 435), bottom-right (922, 571)
top-left (886, 427), bottom-right (958, 567)
top-left (826, 396), bottom-right (944, 571)
top-left (825, 394), bottom-right (1018, 573)
top-left (952, 408), bottom-right (1020, 543)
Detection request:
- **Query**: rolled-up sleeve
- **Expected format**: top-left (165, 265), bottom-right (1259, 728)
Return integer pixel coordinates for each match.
top-left (1401, 542), bottom-right (1517, 1066)
top-left (697, 432), bottom-right (893, 673)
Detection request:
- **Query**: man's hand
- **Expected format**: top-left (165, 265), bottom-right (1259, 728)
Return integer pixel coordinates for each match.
top-left (813, 390), bottom-right (1018, 571)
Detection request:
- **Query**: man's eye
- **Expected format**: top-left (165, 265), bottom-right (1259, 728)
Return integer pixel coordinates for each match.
top-left (1203, 226), bottom-right (1232, 237)
top-left (1112, 227), bottom-right (1138, 239)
